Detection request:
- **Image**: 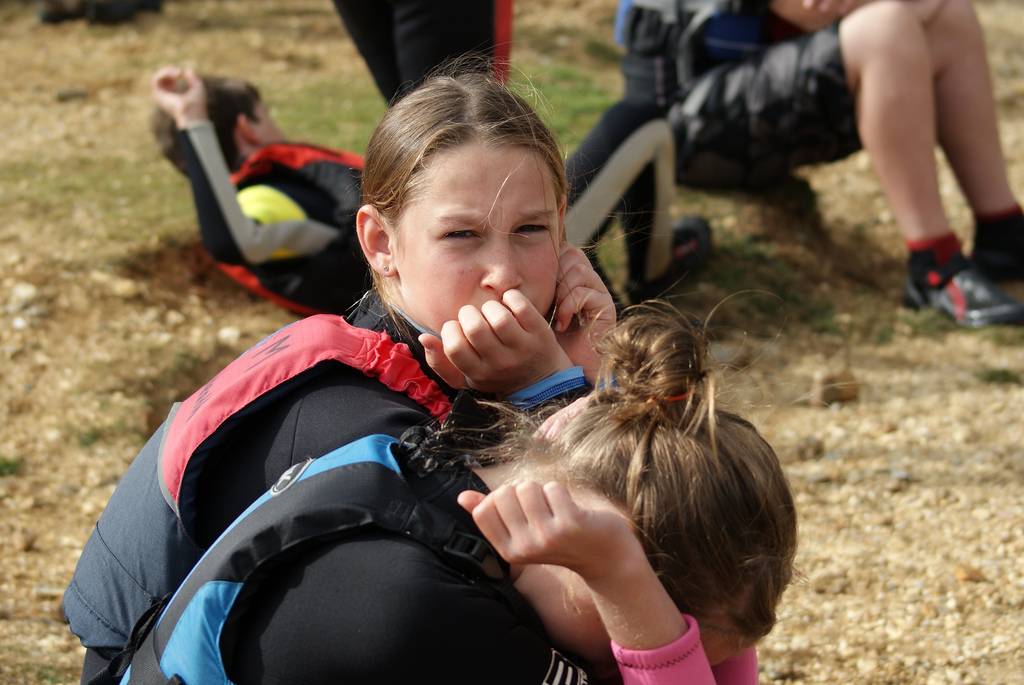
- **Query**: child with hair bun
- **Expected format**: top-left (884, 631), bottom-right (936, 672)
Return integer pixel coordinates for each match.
top-left (461, 301), bottom-right (798, 682)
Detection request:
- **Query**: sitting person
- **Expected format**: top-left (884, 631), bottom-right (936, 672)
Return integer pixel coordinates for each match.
top-left (66, 70), bottom-right (617, 685)
top-left (605, 0), bottom-right (1024, 327)
top-left (116, 302), bottom-right (798, 684)
top-left (150, 65), bottom-right (367, 315)
top-left (332, 2), bottom-right (715, 305)
top-left (567, 103), bottom-right (714, 304)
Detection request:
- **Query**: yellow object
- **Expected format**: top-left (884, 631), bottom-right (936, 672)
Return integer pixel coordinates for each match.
top-left (236, 185), bottom-right (307, 260)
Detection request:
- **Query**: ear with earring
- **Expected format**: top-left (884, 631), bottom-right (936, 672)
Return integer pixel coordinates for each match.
top-left (382, 264), bottom-right (391, 274)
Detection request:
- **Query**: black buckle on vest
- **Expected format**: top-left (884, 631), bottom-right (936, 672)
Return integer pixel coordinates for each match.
top-left (443, 530), bottom-right (504, 580)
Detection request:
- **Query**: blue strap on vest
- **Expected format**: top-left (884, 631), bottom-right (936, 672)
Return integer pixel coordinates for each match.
top-left (701, 12), bottom-right (764, 62)
top-left (618, 1), bottom-right (766, 88)
top-left (119, 434), bottom-right (504, 685)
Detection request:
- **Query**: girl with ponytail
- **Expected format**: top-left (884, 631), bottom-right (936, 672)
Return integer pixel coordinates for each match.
top-left (460, 301), bottom-right (798, 682)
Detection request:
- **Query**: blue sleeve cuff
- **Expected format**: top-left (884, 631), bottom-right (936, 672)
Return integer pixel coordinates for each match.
top-left (507, 367), bottom-right (589, 409)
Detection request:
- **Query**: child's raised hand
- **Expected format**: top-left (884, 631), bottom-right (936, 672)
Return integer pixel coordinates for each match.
top-left (552, 245), bottom-right (616, 383)
top-left (150, 65), bottom-right (207, 128)
top-left (536, 395), bottom-right (592, 441)
top-left (419, 288), bottom-right (573, 396)
top-left (457, 481), bottom-right (637, 582)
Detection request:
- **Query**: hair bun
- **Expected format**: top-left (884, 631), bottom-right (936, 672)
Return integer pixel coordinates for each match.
top-left (597, 301), bottom-right (709, 412)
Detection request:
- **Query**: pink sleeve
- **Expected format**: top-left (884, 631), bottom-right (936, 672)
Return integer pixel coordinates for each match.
top-left (611, 614), bottom-right (716, 685)
top-left (711, 648), bottom-right (759, 685)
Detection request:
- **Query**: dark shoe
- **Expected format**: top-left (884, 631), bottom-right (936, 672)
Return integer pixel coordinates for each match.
top-left (37, 0), bottom-right (85, 23)
top-left (86, 0), bottom-right (141, 23)
top-left (972, 246), bottom-right (1024, 282)
top-left (628, 215), bottom-right (712, 303)
top-left (903, 256), bottom-right (1024, 327)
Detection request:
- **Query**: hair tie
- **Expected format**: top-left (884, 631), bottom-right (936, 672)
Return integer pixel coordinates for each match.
top-left (663, 390), bottom-right (692, 403)
top-left (644, 390), bottom-right (691, 405)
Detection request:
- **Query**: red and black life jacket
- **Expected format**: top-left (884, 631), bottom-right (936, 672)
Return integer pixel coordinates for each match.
top-left (222, 143), bottom-right (365, 316)
top-left (63, 314), bottom-right (451, 655)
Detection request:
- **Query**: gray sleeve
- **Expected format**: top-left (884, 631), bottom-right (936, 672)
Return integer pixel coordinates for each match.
top-left (565, 118), bottom-right (675, 282)
top-left (183, 121), bottom-right (338, 264)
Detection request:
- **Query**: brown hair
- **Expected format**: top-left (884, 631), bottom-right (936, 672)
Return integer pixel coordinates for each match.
top-left (360, 70), bottom-right (567, 300)
top-left (496, 301), bottom-right (797, 642)
top-left (150, 74), bottom-right (262, 175)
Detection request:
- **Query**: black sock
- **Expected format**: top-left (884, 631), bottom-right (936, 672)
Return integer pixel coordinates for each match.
top-left (975, 205), bottom-right (1024, 255)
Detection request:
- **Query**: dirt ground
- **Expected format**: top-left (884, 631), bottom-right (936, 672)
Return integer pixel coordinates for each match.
top-left (0, 0), bottom-right (1022, 683)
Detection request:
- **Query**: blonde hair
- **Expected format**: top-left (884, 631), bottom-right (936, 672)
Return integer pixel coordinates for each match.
top-left (490, 302), bottom-right (797, 641)
top-left (360, 70), bottom-right (567, 302)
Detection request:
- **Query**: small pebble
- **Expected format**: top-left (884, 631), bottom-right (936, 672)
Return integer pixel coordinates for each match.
top-left (8, 282), bottom-right (39, 310)
top-left (954, 565), bottom-right (987, 583)
top-left (217, 326), bottom-right (242, 346)
top-left (55, 87), bottom-right (89, 102)
top-left (810, 368), bottom-right (860, 406)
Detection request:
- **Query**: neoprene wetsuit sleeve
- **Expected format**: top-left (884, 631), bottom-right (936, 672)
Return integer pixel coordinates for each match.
top-left (180, 121), bottom-right (337, 264)
top-left (612, 614), bottom-right (728, 685)
top-left (506, 367), bottom-right (589, 409)
top-left (711, 648), bottom-right (759, 684)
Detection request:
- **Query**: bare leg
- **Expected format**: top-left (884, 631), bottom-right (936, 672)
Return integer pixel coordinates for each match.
top-left (840, 1), bottom-right (949, 242)
top-left (841, 0), bottom-right (1016, 240)
top-left (840, 0), bottom-right (1024, 325)
top-left (919, 0), bottom-right (1016, 215)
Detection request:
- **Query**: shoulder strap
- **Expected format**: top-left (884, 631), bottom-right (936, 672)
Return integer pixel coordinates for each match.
top-left (675, 0), bottom-right (733, 86)
top-left (158, 315), bottom-right (452, 537)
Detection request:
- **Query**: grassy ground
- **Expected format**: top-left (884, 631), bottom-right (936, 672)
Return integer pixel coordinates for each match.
top-left (0, 0), bottom-right (1022, 683)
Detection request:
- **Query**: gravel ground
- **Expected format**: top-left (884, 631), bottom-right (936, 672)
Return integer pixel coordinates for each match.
top-left (0, 1), bottom-right (1021, 683)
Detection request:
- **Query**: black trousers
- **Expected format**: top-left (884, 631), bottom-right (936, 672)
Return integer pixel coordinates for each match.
top-left (333, 0), bottom-right (511, 102)
top-left (567, 103), bottom-right (664, 287)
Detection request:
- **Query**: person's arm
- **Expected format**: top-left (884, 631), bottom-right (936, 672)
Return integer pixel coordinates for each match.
top-left (614, 632), bottom-right (760, 685)
top-left (463, 482), bottom-right (686, 648)
top-left (711, 647), bottom-right (759, 684)
top-left (460, 483), bottom-right (707, 672)
top-left (769, 0), bottom-right (866, 31)
top-left (180, 122), bottom-right (338, 264)
top-left (505, 366), bottom-right (589, 409)
top-left (612, 615), bottom-right (718, 685)
top-left (151, 65), bottom-right (337, 265)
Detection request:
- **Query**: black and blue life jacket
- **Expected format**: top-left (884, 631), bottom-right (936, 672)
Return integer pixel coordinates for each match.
top-left (63, 314), bottom-right (453, 661)
top-left (618, 0), bottom-right (767, 87)
top-left (118, 433), bottom-right (506, 685)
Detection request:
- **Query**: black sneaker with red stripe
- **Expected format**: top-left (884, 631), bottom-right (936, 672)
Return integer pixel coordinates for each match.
top-left (626, 215), bottom-right (713, 303)
top-left (903, 253), bottom-right (1024, 327)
